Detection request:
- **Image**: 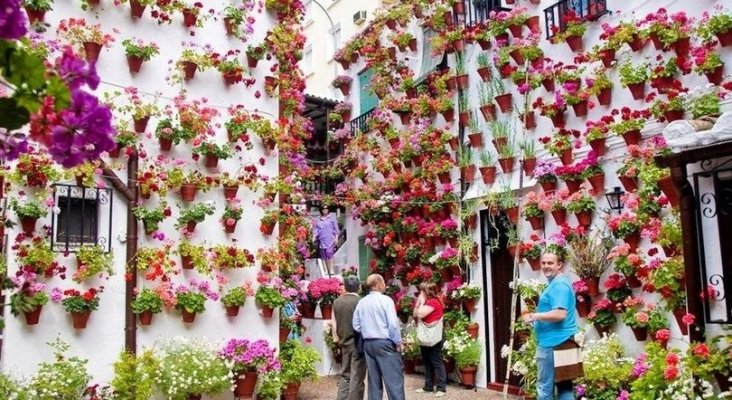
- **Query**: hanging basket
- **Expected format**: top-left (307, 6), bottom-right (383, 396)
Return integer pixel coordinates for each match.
top-left (551, 208), bottom-right (567, 225)
top-left (24, 305), bottom-right (43, 325)
top-left (139, 310), bottom-right (153, 326)
top-left (71, 311), bottom-right (92, 329)
top-left (479, 166), bottom-right (496, 185)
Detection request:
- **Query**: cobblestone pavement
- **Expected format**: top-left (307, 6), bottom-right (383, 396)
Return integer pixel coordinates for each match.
top-left (299, 374), bottom-right (520, 400)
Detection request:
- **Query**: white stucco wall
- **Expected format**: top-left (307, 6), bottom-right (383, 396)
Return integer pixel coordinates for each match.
top-left (1, 1), bottom-right (280, 387)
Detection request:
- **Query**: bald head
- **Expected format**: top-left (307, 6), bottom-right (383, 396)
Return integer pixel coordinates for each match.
top-left (366, 274), bottom-right (385, 292)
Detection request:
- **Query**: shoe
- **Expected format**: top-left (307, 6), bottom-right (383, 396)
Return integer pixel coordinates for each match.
top-left (415, 388), bottom-right (432, 393)
top-left (434, 391), bottom-right (446, 397)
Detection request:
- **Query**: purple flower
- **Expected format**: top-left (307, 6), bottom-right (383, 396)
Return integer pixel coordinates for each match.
top-left (0, 131), bottom-right (30, 160)
top-left (617, 390), bottom-right (630, 400)
top-left (49, 89), bottom-right (116, 167)
top-left (50, 287), bottom-right (63, 302)
top-left (0, 0), bottom-right (28, 40)
top-left (55, 48), bottom-right (100, 90)
top-left (575, 384), bottom-right (586, 397)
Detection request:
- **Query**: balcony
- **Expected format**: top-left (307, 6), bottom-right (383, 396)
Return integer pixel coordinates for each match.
top-left (543, 0), bottom-right (608, 39)
top-left (453, 0), bottom-right (508, 28)
top-left (350, 108), bottom-right (375, 136)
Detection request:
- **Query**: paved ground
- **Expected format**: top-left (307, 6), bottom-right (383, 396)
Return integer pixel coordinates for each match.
top-left (300, 374), bottom-right (520, 400)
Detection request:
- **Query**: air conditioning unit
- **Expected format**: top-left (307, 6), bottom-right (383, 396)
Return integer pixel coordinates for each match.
top-left (353, 10), bottom-right (367, 25)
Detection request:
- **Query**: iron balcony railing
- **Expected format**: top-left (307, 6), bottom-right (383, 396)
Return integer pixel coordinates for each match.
top-left (455, 0), bottom-right (509, 28)
top-left (543, 0), bottom-right (609, 39)
top-left (350, 108), bottom-right (375, 136)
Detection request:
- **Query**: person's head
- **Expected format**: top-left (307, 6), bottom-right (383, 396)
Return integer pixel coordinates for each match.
top-left (320, 205), bottom-right (329, 216)
top-left (366, 274), bottom-right (386, 293)
top-left (540, 251), bottom-right (564, 280)
top-left (343, 275), bottom-right (361, 294)
top-left (419, 282), bottom-right (439, 299)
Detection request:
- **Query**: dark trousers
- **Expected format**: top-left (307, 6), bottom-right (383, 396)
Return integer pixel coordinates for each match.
top-left (363, 339), bottom-right (405, 400)
top-left (420, 341), bottom-right (447, 392)
top-left (336, 341), bottom-right (366, 400)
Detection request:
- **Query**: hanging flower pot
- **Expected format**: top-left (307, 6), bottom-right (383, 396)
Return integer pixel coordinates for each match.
top-left (559, 149), bottom-right (573, 166)
top-left (452, 39), bottom-right (465, 53)
top-left (129, 0), bottom-right (146, 18)
top-left (542, 78), bottom-right (555, 92)
top-left (550, 112), bottom-right (565, 128)
top-left (587, 173), bottom-right (605, 194)
top-left (458, 111), bottom-right (470, 126)
top-left (551, 208), bottom-right (566, 225)
top-left (629, 34), bottom-right (646, 52)
top-left (664, 109), bottom-right (684, 123)
top-left (649, 32), bottom-right (665, 50)
top-left (480, 104), bottom-right (496, 121)
top-left (626, 83), bottom-right (645, 100)
top-left (479, 166), bottom-right (497, 185)
top-left (673, 308), bottom-right (689, 335)
top-left (527, 216), bottom-right (543, 231)
top-left (626, 274), bottom-right (642, 288)
top-left (596, 88), bottom-right (612, 106)
top-left (575, 211), bottom-right (593, 227)
top-left (234, 371), bottom-right (258, 398)
top-left (658, 176), bottom-right (680, 208)
top-left (455, 74), bottom-right (469, 89)
top-left (498, 157), bottom-right (514, 173)
top-left (204, 154), bottom-right (219, 168)
top-left (441, 108), bottom-right (455, 123)
top-left (224, 304), bottom-right (240, 317)
top-left (523, 157), bottom-right (536, 175)
top-left (477, 38), bottom-right (491, 50)
top-left (180, 184), bottom-right (197, 201)
top-left (565, 179), bottom-right (582, 194)
top-left (182, 8), bottom-right (198, 27)
top-left (621, 129), bottom-right (641, 146)
top-left (224, 220), bottom-right (237, 233)
top-left (520, 111), bottom-right (536, 129)
top-left (619, 176), bottom-right (638, 192)
top-left (705, 64), bottom-right (724, 85)
top-left (466, 322), bottom-right (479, 339)
top-left (508, 25), bottom-right (523, 40)
top-left (624, 231), bottom-right (641, 252)
top-left (565, 35), bottom-right (583, 52)
top-left (717, 28), bottom-right (732, 47)
top-left (465, 214), bottom-right (478, 230)
top-left (159, 137), bottom-right (173, 151)
top-left (396, 111), bottom-right (411, 125)
top-left (576, 299), bottom-right (591, 318)
top-left (598, 48), bottom-right (615, 68)
top-left (494, 32), bottom-right (509, 45)
top-left (594, 323), bottom-right (611, 336)
top-left (672, 37), bottom-right (690, 57)
top-left (525, 16), bottom-right (540, 34)
top-left (139, 310), bottom-right (153, 326)
top-left (540, 180), bottom-right (557, 193)
top-left (629, 326), bottom-right (648, 341)
top-left (572, 100), bottom-right (588, 117)
top-left (24, 8), bottom-right (46, 24)
top-left (494, 93), bottom-right (513, 113)
top-left (71, 311), bottom-right (92, 329)
top-left (589, 138), bottom-right (606, 156)
top-left (185, 220), bottom-right (197, 233)
top-left (83, 41), bottom-right (102, 63)
top-left (127, 55), bottom-right (144, 73)
top-left (223, 184), bottom-right (238, 199)
top-left (458, 366), bottom-right (477, 387)
top-left (181, 61), bottom-right (198, 80)
top-left (437, 171), bottom-right (451, 185)
top-left (477, 66), bottom-right (491, 81)
top-left (19, 216), bottom-right (37, 234)
top-left (462, 165), bottom-right (476, 182)
top-left (181, 309), bottom-right (197, 323)
top-left (24, 305), bottom-right (43, 325)
top-left (662, 245), bottom-right (679, 258)
top-left (467, 133), bottom-right (483, 147)
top-left (260, 221), bottom-right (276, 236)
top-left (509, 48), bottom-right (524, 65)
top-left (181, 255), bottom-right (194, 270)
top-left (584, 277), bottom-right (600, 297)
top-left (527, 257), bottom-right (541, 271)
top-left (505, 206), bottom-right (519, 225)
top-left (133, 116), bottom-right (149, 133)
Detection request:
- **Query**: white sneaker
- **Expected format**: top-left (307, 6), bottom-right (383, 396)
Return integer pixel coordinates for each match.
top-left (415, 389), bottom-right (430, 393)
top-left (434, 391), bottom-right (446, 397)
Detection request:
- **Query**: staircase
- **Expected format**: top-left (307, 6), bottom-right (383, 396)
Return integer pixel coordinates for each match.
top-left (306, 209), bottom-right (347, 280)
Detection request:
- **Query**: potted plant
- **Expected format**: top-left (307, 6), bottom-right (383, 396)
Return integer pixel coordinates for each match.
top-left (167, 169), bottom-right (209, 201)
top-left (9, 153), bottom-right (61, 187)
top-left (256, 373), bottom-right (284, 400)
top-left (478, 150), bottom-right (496, 185)
top-left (133, 202), bottom-right (171, 235)
top-left (221, 200), bottom-right (243, 233)
top-left (566, 231), bottom-right (611, 296)
top-left (73, 244), bottom-right (114, 283)
top-left (308, 277), bottom-right (342, 319)
top-left (454, 338), bottom-right (482, 386)
top-left (219, 338), bottom-right (280, 398)
top-left (566, 190), bottom-right (596, 227)
top-left (331, 75), bottom-right (353, 96)
top-left (587, 298), bottom-right (616, 336)
top-left (610, 107), bottom-right (649, 146)
top-left (697, 10), bottom-right (732, 47)
top-left (450, 281), bottom-right (482, 311)
top-left (260, 208), bottom-right (280, 235)
top-left (245, 44), bottom-right (266, 68)
top-left (175, 48), bottom-right (213, 81)
top-left (175, 282), bottom-right (209, 323)
top-left (22, 0), bottom-right (53, 23)
top-left (131, 287), bottom-right (163, 326)
top-left (687, 88), bottom-right (722, 119)
top-left (223, 4), bottom-right (251, 38)
top-left (175, 201), bottom-right (215, 232)
top-left (153, 337), bottom-right (232, 399)
top-left (10, 198), bottom-right (48, 234)
top-left (59, 287), bottom-right (101, 329)
top-left (177, 240), bottom-right (209, 272)
top-left (192, 141), bottom-right (234, 168)
top-left (550, 10), bottom-right (587, 51)
top-left (618, 61), bottom-right (650, 100)
top-left (56, 18), bottom-right (115, 63)
top-left (121, 38), bottom-right (159, 73)
top-left (9, 284), bottom-right (49, 325)
top-left (279, 340), bottom-right (321, 400)
top-left (522, 191), bottom-right (544, 231)
top-left (255, 276), bottom-right (287, 318)
top-left (210, 245), bottom-right (254, 270)
top-left (24, 339), bottom-right (91, 398)
top-left (221, 284), bottom-right (254, 317)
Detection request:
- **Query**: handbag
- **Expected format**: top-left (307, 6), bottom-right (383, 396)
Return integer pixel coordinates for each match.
top-left (416, 318), bottom-right (443, 347)
top-left (553, 339), bottom-right (584, 382)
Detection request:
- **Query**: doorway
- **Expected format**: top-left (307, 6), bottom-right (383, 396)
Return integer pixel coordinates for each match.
top-left (480, 209), bottom-right (521, 389)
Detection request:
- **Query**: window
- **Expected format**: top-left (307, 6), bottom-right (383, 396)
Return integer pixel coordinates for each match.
top-left (417, 28), bottom-right (447, 84)
top-left (543, 0), bottom-right (608, 39)
top-left (51, 184), bottom-right (113, 252)
top-left (303, 45), bottom-right (313, 75)
top-left (358, 69), bottom-right (379, 115)
top-left (329, 23), bottom-right (341, 59)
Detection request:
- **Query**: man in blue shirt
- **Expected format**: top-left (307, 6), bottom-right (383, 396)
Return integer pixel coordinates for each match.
top-left (352, 274), bottom-right (405, 400)
top-left (522, 251), bottom-right (577, 400)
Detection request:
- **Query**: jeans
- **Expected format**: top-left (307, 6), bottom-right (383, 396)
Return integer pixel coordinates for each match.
top-left (336, 341), bottom-right (366, 400)
top-left (419, 341), bottom-right (446, 392)
top-left (537, 346), bottom-right (574, 400)
top-left (363, 339), bottom-right (405, 400)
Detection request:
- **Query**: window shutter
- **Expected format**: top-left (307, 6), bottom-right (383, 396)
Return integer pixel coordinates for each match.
top-left (358, 235), bottom-right (372, 280)
top-left (417, 28), bottom-right (446, 84)
top-left (358, 69), bottom-right (379, 115)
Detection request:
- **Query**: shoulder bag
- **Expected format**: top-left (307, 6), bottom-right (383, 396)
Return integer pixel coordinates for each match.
top-left (417, 317), bottom-right (443, 347)
top-left (553, 338), bottom-right (584, 382)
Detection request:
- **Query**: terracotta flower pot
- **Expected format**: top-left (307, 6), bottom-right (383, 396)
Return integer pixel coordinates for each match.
top-left (523, 157), bottom-right (537, 175)
top-left (19, 216), bottom-right (37, 234)
top-left (459, 366), bottom-right (477, 387)
top-left (126, 55), bottom-right (144, 73)
top-left (627, 83), bottom-right (645, 100)
top-left (261, 221), bottom-right (276, 235)
top-left (572, 101), bottom-right (588, 117)
top-left (498, 157), bottom-right (514, 173)
top-left (282, 382), bottom-right (301, 400)
top-left (224, 220), bottom-right (237, 233)
top-left (234, 371), bottom-right (258, 398)
top-left (559, 149), bottom-right (573, 166)
top-left (705, 64), bottom-right (725, 85)
top-left (584, 277), bottom-right (600, 297)
top-left (159, 137), bottom-right (173, 151)
top-left (505, 206), bottom-right (519, 225)
top-left (24, 7), bottom-right (46, 24)
top-left (664, 109), bottom-right (684, 123)
top-left (139, 310), bottom-right (153, 326)
top-left (589, 138), bottom-right (606, 156)
top-left (623, 231), bottom-right (641, 252)
top-left (223, 184), bottom-right (238, 199)
top-left (628, 34), bottom-right (646, 52)
top-left (494, 93), bottom-right (513, 113)
top-left (621, 129), bottom-right (641, 146)
top-left (182, 8), bottom-right (198, 27)
top-left (479, 166), bottom-right (497, 185)
top-left (542, 77), bottom-right (555, 92)
top-left (587, 173), bottom-right (605, 194)
top-left (438, 171), bottom-right (451, 184)
top-left (181, 255), bottom-right (193, 270)
top-left (24, 305), bottom-right (43, 325)
top-left (550, 112), bottom-right (565, 128)
top-left (566, 35), bottom-right (583, 52)
top-left (525, 16), bottom-right (540, 34)
top-left (299, 302), bottom-right (316, 318)
top-left (619, 176), bottom-right (638, 192)
top-left (520, 111), bottom-right (536, 129)
top-left (71, 311), bottom-right (92, 329)
top-left (551, 208), bottom-right (566, 225)
top-left (480, 104), bottom-right (496, 121)
top-left (717, 28), bottom-right (732, 47)
top-left (461, 165), bottom-right (476, 182)
top-left (673, 37), bottom-right (690, 57)
top-left (83, 41), bottom-right (102, 63)
top-left (631, 326), bottom-right (648, 341)
top-left (441, 109), bottom-right (455, 123)
top-left (576, 299), bottom-right (591, 318)
top-left (204, 154), bottom-right (219, 168)
top-left (658, 176), bottom-right (680, 208)
top-left (320, 303), bottom-right (333, 319)
top-left (181, 309), bottom-right (196, 323)
top-left (673, 308), bottom-right (689, 335)
top-left (598, 48), bottom-right (615, 68)
top-left (180, 184), bottom-right (197, 201)
top-left (527, 215), bottom-right (543, 231)
top-left (575, 210), bottom-right (593, 227)
top-left (477, 66), bottom-right (491, 82)
top-left (467, 133), bottom-right (483, 147)
top-left (540, 180), bottom-right (557, 194)
top-left (458, 111), bottom-right (470, 125)
top-left (596, 88), bottom-right (612, 106)
top-left (181, 61), bottom-right (198, 80)
top-left (565, 179), bottom-right (582, 194)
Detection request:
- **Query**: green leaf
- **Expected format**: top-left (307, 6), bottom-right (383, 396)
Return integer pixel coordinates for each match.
top-left (45, 76), bottom-right (71, 110)
top-left (0, 98), bottom-right (30, 130)
top-left (5, 47), bottom-right (46, 89)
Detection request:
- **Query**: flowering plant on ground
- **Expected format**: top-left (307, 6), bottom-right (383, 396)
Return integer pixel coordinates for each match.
top-left (175, 201), bottom-right (215, 229)
top-left (219, 338), bottom-right (281, 374)
top-left (73, 244), bottom-right (114, 283)
top-left (57, 287), bottom-right (101, 313)
top-left (308, 277), bottom-right (342, 305)
top-left (575, 334), bottom-right (633, 400)
top-left (221, 283), bottom-right (255, 307)
top-left (153, 337), bottom-right (232, 399)
top-left (121, 38), bottom-right (159, 61)
top-left (131, 287), bottom-right (164, 314)
top-left (587, 298), bottom-right (616, 328)
top-left (24, 339), bottom-right (91, 400)
top-left (210, 245), bottom-right (254, 270)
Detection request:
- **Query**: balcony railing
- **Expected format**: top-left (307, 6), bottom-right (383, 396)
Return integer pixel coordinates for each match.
top-left (543, 0), bottom-right (608, 39)
top-left (350, 108), bottom-right (375, 136)
top-left (454, 0), bottom-right (509, 28)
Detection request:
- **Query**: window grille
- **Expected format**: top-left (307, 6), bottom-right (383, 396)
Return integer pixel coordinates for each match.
top-left (51, 184), bottom-right (113, 253)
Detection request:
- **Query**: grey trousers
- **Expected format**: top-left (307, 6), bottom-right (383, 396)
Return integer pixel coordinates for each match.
top-left (336, 341), bottom-right (366, 400)
top-left (363, 339), bottom-right (405, 400)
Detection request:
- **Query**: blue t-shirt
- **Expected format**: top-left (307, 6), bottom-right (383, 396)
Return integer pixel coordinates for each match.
top-left (535, 274), bottom-right (577, 347)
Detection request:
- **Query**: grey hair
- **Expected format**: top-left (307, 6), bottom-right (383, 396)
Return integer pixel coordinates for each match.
top-left (344, 275), bottom-right (361, 293)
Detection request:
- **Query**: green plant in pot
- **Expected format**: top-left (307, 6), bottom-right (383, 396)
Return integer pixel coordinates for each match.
top-left (280, 339), bottom-right (321, 386)
top-left (221, 284), bottom-right (254, 316)
top-left (175, 201), bottom-right (215, 230)
top-left (111, 349), bottom-right (158, 400)
top-left (177, 240), bottom-right (209, 273)
top-left (131, 288), bottom-right (163, 318)
top-left (133, 202), bottom-right (171, 234)
top-left (256, 372), bottom-right (284, 400)
top-left (10, 198), bottom-right (48, 219)
top-left (73, 244), bottom-right (114, 283)
top-left (153, 337), bottom-right (232, 399)
top-left (25, 339), bottom-right (91, 400)
top-left (454, 337), bottom-right (482, 370)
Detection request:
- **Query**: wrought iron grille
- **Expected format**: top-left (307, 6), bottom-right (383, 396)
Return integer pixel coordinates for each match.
top-left (51, 184), bottom-right (113, 253)
top-left (350, 108), bottom-right (375, 136)
top-left (454, 0), bottom-right (508, 28)
top-left (693, 162), bottom-right (732, 324)
top-left (543, 0), bottom-right (608, 39)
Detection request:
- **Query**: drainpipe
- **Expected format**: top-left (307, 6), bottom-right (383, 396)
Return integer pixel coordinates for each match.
top-left (101, 154), bottom-right (139, 354)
